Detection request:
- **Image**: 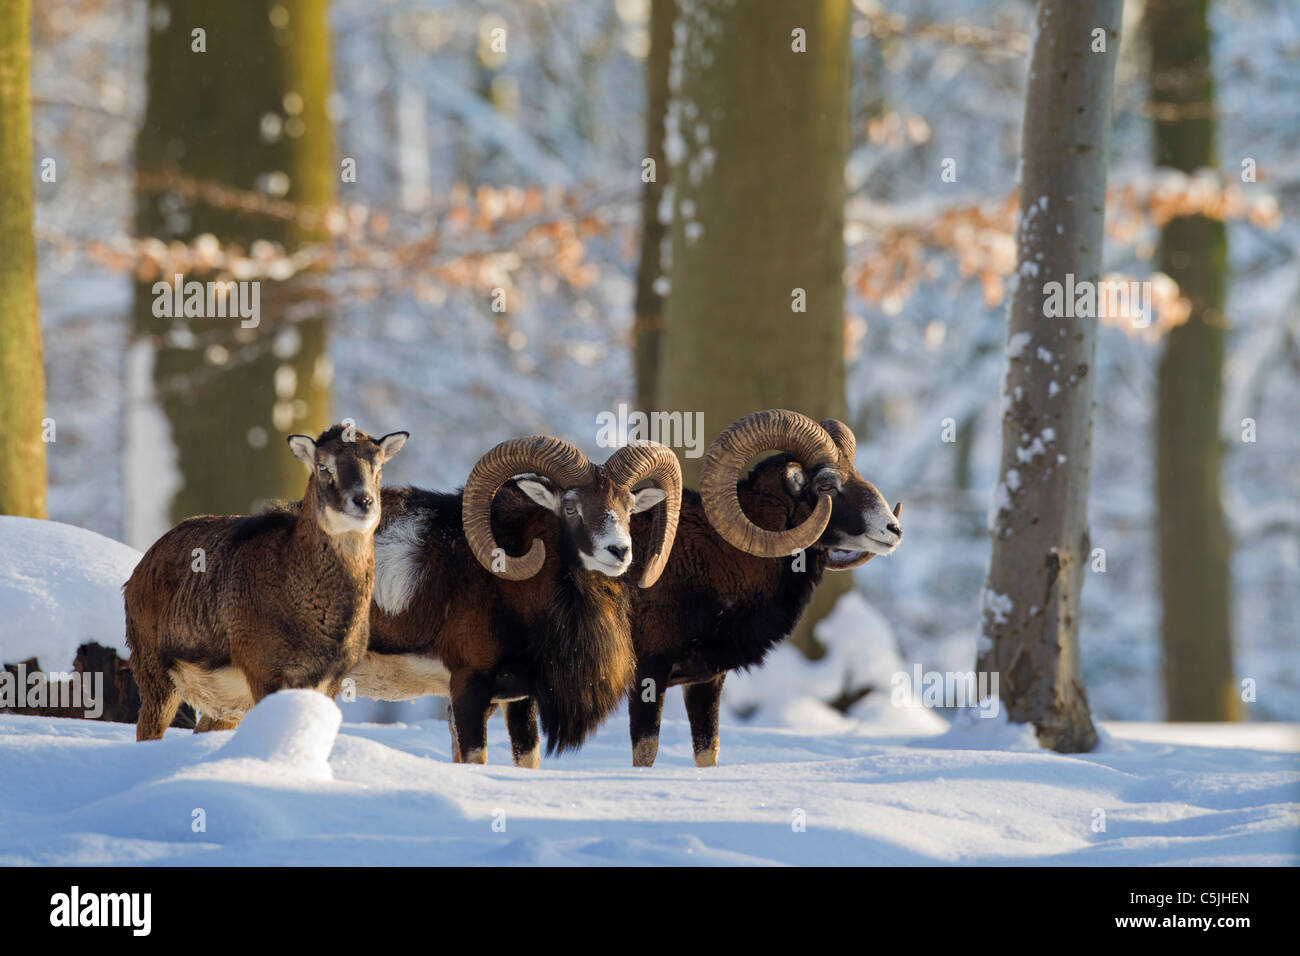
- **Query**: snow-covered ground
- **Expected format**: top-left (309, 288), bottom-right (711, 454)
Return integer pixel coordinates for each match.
top-left (1, 513), bottom-right (1295, 867)
top-left (1, 691), bottom-right (1294, 867)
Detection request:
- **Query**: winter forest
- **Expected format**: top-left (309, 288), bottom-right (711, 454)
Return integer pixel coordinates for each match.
top-left (0, 0), bottom-right (1297, 876)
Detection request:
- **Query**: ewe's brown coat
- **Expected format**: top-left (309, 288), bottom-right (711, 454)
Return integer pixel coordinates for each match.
top-left (124, 425), bottom-right (406, 740)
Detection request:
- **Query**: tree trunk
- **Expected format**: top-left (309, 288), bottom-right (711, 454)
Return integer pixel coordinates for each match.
top-left (655, 0), bottom-right (852, 655)
top-left (979, 0), bottom-right (1121, 752)
top-left (0, 0), bottom-right (47, 519)
top-left (132, 0), bottom-right (334, 524)
top-left (632, 0), bottom-right (675, 413)
top-left (1147, 0), bottom-right (1239, 721)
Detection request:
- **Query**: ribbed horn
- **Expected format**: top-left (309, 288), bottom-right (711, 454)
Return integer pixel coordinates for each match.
top-left (699, 409), bottom-right (838, 558)
top-left (463, 436), bottom-right (597, 580)
top-left (820, 418), bottom-right (857, 467)
top-left (604, 441), bottom-right (683, 588)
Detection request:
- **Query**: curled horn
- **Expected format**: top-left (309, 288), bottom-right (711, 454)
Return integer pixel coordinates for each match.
top-left (463, 436), bottom-right (597, 580)
top-left (604, 441), bottom-right (683, 588)
top-left (819, 419), bottom-right (856, 468)
top-left (699, 409), bottom-right (839, 558)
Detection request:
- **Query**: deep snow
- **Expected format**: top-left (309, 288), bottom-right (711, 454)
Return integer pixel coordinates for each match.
top-left (1, 518), bottom-right (1296, 867)
top-left (0, 690), bottom-right (1295, 867)
top-left (0, 516), bottom-right (139, 666)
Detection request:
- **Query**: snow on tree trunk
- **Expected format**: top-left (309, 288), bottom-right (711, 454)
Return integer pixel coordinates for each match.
top-left (0, 0), bottom-right (48, 519)
top-left (1147, 0), bottom-right (1240, 721)
top-left (978, 1), bottom-right (1121, 753)
top-left (655, 0), bottom-right (853, 655)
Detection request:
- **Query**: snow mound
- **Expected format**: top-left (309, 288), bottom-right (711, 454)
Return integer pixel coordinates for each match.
top-left (726, 590), bottom-right (906, 726)
top-left (211, 690), bottom-right (342, 780)
top-left (848, 690), bottom-right (951, 735)
top-left (0, 516), bottom-right (142, 667)
top-left (927, 707), bottom-right (1042, 751)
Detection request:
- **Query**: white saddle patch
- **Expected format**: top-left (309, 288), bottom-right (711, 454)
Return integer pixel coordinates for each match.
top-left (348, 651), bottom-right (451, 701)
top-left (374, 514), bottom-right (426, 615)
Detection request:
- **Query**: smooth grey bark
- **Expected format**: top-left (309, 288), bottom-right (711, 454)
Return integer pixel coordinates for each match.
top-left (978, 1), bottom-right (1121, 753)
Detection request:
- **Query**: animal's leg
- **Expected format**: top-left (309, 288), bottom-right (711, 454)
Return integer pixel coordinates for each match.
top-left (134, 663), bottom-right (181, 742)
top-left (195, 714), bottom-right (241, 732)
top-left (683, 673), bottom-right (725, 767)
top-left (449, 672), bottom-right (493, 765)
top-left (449, 701), bottom-right (497, 762)
top-left (448, 705), bottom-right (461, 762)
top-left (629, 656), bottom-right (671, 767)
top-left (505, 698), bottom-right (540, 769)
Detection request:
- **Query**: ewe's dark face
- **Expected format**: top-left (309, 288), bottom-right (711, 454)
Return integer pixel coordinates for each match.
top-left (517, 475), bottom-right (666, 577)
top-left (777, 457), bottom-right (901, 569)
top-left (289, 427), bottom-right (408, 536)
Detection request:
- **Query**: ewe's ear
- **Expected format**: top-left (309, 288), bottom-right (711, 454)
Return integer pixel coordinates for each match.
top-left (378, 431), bottom-right (409, 461)
top-left (288, 434), bottom-right (317, 468)
top-left (516, 479), bottom-right (561, 514)
top-left (783, 462), bottom-right (807, 495)
top-left (632, 488), bottom-right (666, 513)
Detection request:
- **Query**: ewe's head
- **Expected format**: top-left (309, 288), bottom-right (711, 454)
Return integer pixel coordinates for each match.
top-left (463, 437), bottom-right (682, 586)
top-left (289, 424), bottom-right (408, 536)
top-left (701, 410), bottom-right (901, 570)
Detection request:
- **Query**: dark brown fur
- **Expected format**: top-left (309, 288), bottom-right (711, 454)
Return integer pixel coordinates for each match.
top-left (499, 452), bottom-right (898, 767)
top-left (124, 425), bottom-right (405, 740)
top-left (622, 452), bottom-right (897, 766)
top-left (362, 480), bottom-right (637, 764)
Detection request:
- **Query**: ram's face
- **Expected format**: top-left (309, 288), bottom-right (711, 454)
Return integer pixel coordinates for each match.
top-left (516, 475), bottom-right (666, 577)
top-left (782, 460), bottom-right (901, 568)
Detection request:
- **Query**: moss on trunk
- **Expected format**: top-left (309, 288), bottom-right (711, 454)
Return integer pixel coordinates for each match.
top-left (132, 0), bottom-right (335, 523)
top-left (0, 0), bottom-right (47, 518)
top-left (632, 0), bottom-right (675, 413)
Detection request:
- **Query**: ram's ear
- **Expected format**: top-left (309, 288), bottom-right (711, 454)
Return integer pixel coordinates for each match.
top-left (288, 434), bottom-right (317, 468)
top-left (516, 479), bottom-right (561, 514)
top-left (631, 488), bottom-right (666, 513)
top-left (378, 431), bottom-right (409, 461)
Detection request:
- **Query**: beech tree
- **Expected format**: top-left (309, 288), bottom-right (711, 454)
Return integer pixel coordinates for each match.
top-left (633, 0), bottom-right (675, 413)
top-left (979, 1), bottom-right (1122, 752)
top-left (132, 0), bottom-right (334, 523)
top-left (0, 0), bottom-right (47, 519)
top-left (653, 0), bottom-right (853, 653)
top-left (1147, 0), bottom-right (1239, 721)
